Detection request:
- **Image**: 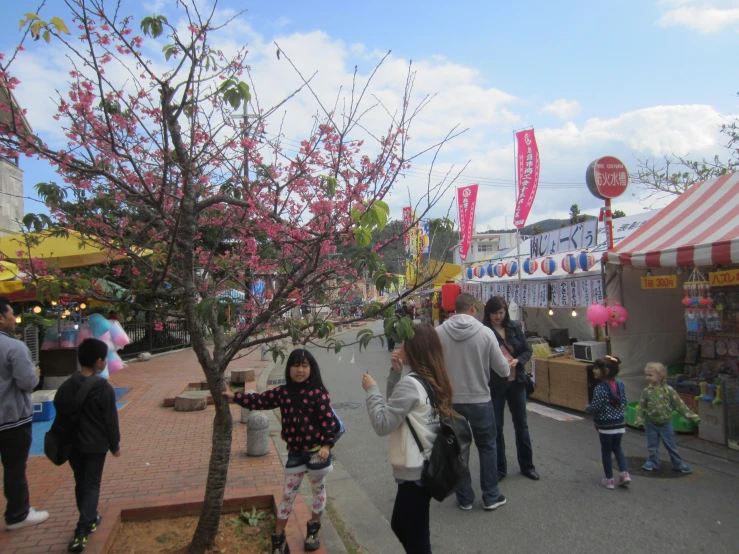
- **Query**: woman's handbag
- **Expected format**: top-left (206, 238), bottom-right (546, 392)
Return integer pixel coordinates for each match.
top-left (500, 341), bottom-right (536, 398)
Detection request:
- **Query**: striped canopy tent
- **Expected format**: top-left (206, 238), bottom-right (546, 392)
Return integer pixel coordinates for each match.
top-left (605, 173), bottom-right (739, 268)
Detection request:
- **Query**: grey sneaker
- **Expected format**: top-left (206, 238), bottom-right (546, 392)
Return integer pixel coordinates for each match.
top-left (483, 494), bottom-right (507, 511)
top-left (458, 503), bottom-right (473, 511)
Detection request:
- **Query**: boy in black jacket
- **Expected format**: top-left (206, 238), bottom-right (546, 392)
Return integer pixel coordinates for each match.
top-left (54, 338), bottom-right (121, 553)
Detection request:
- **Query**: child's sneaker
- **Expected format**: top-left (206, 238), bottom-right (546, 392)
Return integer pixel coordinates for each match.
top-left (68, 533), bottom-right (88, 553)
top-left (600, 478), bottom-right (615, 490)
top-left (618, 472), bottom-right (632, 487)
top-left (674, 465), bottom-right (692, 474)
top-left (90, 515), bottom-right (102, 533)
top-left (641, 461), bottom-right (658, 471)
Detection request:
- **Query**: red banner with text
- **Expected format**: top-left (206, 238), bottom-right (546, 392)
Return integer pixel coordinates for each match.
top-left (514, 129), bottom-right (540, 228)
top-left (402, 207), bottom-right (413, 256)
top-left (457, 185), bottom-right (478, 262)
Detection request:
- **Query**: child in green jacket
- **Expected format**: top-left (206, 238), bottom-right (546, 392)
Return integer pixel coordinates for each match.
top-left (635, 362), bottom-right (700, 473)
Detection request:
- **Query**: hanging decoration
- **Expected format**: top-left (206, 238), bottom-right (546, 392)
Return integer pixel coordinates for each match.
top-left (505, 260), bottom-right (519, 277)
top-left (493, 263), bottom-right (507, 278)
top-left (586, 303), bottom-right (609, 327)
top-left (486, 264), bottom-right (495, 278)
top-left (561, 254), bottom-right (578, 274)
top-left (522, 258), bottom-right (538, 275)
top-left (607, 303), bottom-right (629, 328)
top-left (466, 267), bottom-right (474, 279)
top-left (541, 257), bottom-right (557, 275)
top-left (473, 265), bottom-right (485, 279)
top-left (577, 251), bottom-right (596, 271)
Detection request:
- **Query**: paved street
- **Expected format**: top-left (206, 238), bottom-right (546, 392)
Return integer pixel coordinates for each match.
top-left (316, 321), bottom-right (739, 554)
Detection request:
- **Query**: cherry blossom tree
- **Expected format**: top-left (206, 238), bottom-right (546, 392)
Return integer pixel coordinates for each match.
top-left (0, 1), bottom-right (464, 551)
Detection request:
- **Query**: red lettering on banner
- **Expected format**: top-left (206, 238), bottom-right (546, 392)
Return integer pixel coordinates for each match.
top-left (457, 185), bottom-right (478, 262)
top-left (514, 130), bottom-right (540, 228)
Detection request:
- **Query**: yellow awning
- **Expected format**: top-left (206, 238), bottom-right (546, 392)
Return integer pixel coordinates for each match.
top-left (406, 260), bottom-right (462, 288)
top-left (0, 231), bottom-right (134, 269)
top-left (0, 261), bottom-right (24, 294)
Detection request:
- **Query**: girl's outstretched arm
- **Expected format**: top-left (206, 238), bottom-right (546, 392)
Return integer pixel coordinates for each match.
top-left (365, 372), bottom-right (420, 437)
top-left (222, 386), bottom-right (285, 410)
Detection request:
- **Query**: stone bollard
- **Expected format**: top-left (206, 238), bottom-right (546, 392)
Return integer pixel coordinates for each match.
top-left (260, 343), bottom-right (270, 361)
top-left (239, 390), bottom-right (257, 423)
top-left (246, 412), bottom-right (270, 456)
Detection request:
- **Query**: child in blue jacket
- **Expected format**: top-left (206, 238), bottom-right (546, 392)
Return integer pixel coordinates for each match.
top-left (586, 355), bottom-right (630, 489)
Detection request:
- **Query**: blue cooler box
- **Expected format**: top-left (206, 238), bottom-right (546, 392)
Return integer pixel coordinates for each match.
top-left (32, 390), bottom-right (57, 422)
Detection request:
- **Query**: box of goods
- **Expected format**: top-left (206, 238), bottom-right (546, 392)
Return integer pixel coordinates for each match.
top-left (32, 390), bottom-right (57, 422)
top-left (698, 401), bottom-right (725, 445)
top-left (547, 359), bottom-right (590, 411)
top-left (529, 359), bottom-right (549, 403)
top-left (677, 392), bottom-right (699, 413)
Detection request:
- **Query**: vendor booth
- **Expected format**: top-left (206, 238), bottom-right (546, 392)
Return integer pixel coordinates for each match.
top-left (458, 211), bottom-right (659, 411)
top-left (604, 172), bottom-right (739, 449)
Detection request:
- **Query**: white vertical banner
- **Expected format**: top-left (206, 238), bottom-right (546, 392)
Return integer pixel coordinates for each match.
top-left (512, 284), bottom-right (521, 306)
top-left (506, 284), bottom-right (514, 303)
top-left (550, 282), bottom-right (560, 307)
top-left (539, 283), bottom-right (549, 308)
top-left (580, 279), bottom-right (593, 307)
top-left (521, 283), bottom-right (530, 306)
top-left (591, 278), bottom-right (605, 305)
top-left (569, 280), bottom-right (580, 307)
top-left (559, 281), bottom-right (570, 308)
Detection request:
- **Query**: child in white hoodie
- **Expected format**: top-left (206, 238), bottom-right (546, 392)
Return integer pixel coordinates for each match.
top-left (363, 323), bottom-right (456, 554)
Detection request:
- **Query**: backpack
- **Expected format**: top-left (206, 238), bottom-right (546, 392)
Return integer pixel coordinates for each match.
top-left (44, 376), bottom-right (99, 466)
top-left (405, 374), bottom-right (472, 502)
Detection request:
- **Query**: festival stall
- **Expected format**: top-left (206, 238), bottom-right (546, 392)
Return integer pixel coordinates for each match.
top-left (604, 172), bottom-right (739, 449)
top-left (457, 211), bottom-right (659, 411)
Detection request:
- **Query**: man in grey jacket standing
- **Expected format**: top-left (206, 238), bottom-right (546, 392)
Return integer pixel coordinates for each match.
top-left (0, 297), bottom-right (49, 530)
top-left (437, 293), bottom-right (510, 511)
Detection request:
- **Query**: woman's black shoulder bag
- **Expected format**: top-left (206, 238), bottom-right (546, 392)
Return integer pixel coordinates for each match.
top-left (405, 374), bottom-right (473, 502)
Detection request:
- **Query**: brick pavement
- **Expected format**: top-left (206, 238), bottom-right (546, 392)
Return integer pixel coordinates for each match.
top-left (1, 346), bottom-right (324, 554)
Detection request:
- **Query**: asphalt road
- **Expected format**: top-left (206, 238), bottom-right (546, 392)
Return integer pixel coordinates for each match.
top-left (312, 321), bottom-right (739, 554)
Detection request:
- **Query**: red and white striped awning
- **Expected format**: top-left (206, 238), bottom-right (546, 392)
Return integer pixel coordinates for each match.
top-left (605, 173), bottom-right (739, 268)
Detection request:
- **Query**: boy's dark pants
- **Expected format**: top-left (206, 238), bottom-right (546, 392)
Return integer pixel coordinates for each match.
top-left (69, 451), bottom-right (107, 535)
top-left (0, 422), bottom-right (32, 525)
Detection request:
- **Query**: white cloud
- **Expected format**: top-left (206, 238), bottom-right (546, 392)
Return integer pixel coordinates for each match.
top-left (5, 4), bottom-right (732, 232)
top-left (656, 0), bottom-right (739, 33)
top-left (540, 99), bottom-right (581, 120)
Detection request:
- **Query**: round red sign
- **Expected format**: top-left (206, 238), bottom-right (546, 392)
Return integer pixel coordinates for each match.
top-left (586, 156), bottom-right (629, 200)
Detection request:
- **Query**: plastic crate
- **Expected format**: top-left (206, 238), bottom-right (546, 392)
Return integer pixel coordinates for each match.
top-left (31, 390), bottom-right (57, 422)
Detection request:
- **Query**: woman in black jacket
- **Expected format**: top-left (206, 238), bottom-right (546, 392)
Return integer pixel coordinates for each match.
top-left (484, 296), bottom-right (539, 481)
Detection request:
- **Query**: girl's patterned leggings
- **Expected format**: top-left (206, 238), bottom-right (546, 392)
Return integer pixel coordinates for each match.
top-left (276, 472), bottom-right (327, 520)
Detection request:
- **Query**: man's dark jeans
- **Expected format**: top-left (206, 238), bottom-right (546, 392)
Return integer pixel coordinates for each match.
top-left (491, 381), bottom-right (535, 476)
top-left (0, 422), bottom-right (32, 525)
top-left (69, 451), bottom-right (107, 535)
top-left (452, 401), bottom-right (500, 506)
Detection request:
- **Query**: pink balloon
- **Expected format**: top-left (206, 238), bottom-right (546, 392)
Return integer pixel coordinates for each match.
top-left (611, 303), bottom-right (628, 324)
top-left (586, 303), bottom-right (609, 327)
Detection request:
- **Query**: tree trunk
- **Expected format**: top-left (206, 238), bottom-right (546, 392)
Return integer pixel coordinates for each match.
top-left (189, 369), bottom-right (233, 553)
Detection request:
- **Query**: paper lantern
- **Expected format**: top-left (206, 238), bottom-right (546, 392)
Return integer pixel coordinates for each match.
top-left (486, 264), bottom-right (495, 278)
top-left (473, 265), bottom-right (485, 279)
top-left (541, 257), bottom-right (557, 275)
top-left (561, 254), bottom-right (578, 274)
top-left (466, 267), bottom-right (474, 279)
top-left (493, 263), bottom-right (507, 278)
top-left (586, 303), bottom-right (609, 327)
top-left (577, 251), bottom-right (596, 271)
top-left (441, 282), bottom-right (461, 312)
top-left (505, 260), bottom-right (519, 277)
top-left (522, 259), bottom-right (538, 275)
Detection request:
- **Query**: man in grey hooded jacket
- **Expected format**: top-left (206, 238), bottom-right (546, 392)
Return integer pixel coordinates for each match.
top-left (437, 293), bottom-right (510, 512)
top-left (0, 297), bottom-right (49, 530)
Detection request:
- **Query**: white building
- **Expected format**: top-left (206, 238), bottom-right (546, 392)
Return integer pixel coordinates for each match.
top-left (0, 85), bottom-right (30, 236)
top-left (454, 232), bottom-right (524, 265)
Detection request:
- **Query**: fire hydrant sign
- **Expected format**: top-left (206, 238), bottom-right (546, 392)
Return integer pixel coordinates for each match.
top-left (586, 156), bottom-right (629, 200)
top-left (641, 275), bottom-right (677, 290)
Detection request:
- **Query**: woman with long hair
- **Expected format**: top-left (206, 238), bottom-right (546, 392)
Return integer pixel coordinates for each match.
top-left (362, 323), bottom-right (454, 554)
top-left (483, 296), bottom-right (539, 481)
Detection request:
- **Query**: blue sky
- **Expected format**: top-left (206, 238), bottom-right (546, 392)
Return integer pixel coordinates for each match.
top-left (2, 0), bottom-right (737, 230)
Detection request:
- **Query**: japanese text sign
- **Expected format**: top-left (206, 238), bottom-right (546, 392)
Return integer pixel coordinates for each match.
top-left (457, 185), bottom-right (478, 262)
top-left (514, 130), bottom-right (540, 228)
top-left (641, 275), bottom-right (677, 290)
